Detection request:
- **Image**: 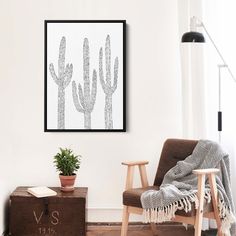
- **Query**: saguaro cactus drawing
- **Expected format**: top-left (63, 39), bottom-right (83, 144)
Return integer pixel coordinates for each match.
top-left (99, 35), bottom-right (119, 129)
top-left (49, 36), bottom-right (73, 129)
top-left (72, 38), bottom-right (97, 129)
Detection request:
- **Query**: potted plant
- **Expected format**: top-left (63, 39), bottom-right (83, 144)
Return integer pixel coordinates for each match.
top-left (54, 148), bottom-right (81, 192)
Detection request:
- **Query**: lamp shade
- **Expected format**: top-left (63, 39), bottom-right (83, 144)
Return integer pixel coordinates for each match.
top-left (181, 31), bottom-right (205, 43)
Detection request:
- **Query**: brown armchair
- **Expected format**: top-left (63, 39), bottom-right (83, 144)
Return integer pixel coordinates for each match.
top-left (121, 139), bottom-right (223, 236)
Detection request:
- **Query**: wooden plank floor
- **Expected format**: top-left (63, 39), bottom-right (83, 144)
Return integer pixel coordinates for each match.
top-left (87, 223), bottom-right (195, 236)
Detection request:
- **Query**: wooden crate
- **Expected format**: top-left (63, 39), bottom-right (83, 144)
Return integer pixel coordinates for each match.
top-left (9, 186), bottom-right (87, 236)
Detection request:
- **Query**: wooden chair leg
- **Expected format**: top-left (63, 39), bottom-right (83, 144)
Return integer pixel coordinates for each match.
top-left (194, 174), bottom-right (206, 236)
top-left (208, 173), bottom-right (223, 236)
top-left (150, 223), bottom-right (158, 235)
top-left (121, 206), bottom-right (129, 236)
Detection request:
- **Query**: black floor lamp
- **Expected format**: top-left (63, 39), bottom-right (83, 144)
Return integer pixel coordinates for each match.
top-left (181, 16), bottom-right (236, 142)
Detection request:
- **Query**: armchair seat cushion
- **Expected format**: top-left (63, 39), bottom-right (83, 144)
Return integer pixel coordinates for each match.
top-left (123, 186), bottom-right (159, 208)
top-left (123, 186), bottom-right (213, 217)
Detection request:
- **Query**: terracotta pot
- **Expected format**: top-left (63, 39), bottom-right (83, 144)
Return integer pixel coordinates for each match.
top-left (59, 174), bottom-right (76, 192)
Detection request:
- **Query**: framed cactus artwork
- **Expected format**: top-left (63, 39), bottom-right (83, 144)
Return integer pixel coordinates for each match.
top-left (44, 20), bottom-right (126, 132)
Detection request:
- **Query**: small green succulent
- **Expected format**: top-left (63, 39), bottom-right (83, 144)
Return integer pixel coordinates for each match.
top-left (54, 148), bottom-right (81, 176)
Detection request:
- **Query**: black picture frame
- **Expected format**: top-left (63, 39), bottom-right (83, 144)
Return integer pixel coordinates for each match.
top-left (44, 20), bottom-right (126, 132)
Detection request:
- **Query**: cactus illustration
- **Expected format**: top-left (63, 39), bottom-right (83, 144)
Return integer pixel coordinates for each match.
top-left (49, 36), bottom-right (73, 129)
top-left (99, 35), bottom-right (119, 129)
top-left (72, 38), bottom-right (97, 129)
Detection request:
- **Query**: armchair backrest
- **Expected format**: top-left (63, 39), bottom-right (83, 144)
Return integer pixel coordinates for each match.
top-left (154, 139), bottom-right (198, 186)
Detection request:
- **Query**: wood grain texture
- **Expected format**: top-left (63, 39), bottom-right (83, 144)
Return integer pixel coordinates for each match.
top-left (87, 223), bottom-right (194, 236)
top-left (192, 169), bottom-right (219, 175)
top-left (122, 161), bottom-right (149, 166)
top-left (208, 173), bottom-right (223, 236)
top-left (125, 166), bottom-right (135, 190)
top-left (9, 186), bottom-right (87, 236)
top-left (194, 174), bottom-right (206, 236)
top-left (138, 165), bottom-right (149, 187)
top-left (10, 186), bottom-right (88, 199)
top-left (121, 206), bottom-right (129, 236)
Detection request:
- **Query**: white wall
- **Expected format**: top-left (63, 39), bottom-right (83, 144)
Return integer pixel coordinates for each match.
top-left (0, 0), bottom-right (182, 233)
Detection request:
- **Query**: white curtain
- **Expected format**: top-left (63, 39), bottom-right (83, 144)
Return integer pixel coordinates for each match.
top-left (178, 0), bottom-right (209, 229)
top-left (178, 0), bottom-right (236, 231)
top-left (178, 0), bottom-right (207, 139)
top-left (202, 0), bottom-right (236, 209)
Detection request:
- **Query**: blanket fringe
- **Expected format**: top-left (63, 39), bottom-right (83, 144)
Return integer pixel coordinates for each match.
top-left (143, 192), bottom-right (200, 223)
top-left (218, 200), bottom-right (236, 235)
top-left (143, 190), bottom-right (236, 236)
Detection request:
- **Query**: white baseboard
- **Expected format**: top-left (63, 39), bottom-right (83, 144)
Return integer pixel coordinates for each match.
top-left (87, 207), bottom-right (143, 222)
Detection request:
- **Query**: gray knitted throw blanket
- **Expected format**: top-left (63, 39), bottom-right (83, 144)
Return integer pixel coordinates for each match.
top-left (141, 140), bottom-right (236, 235)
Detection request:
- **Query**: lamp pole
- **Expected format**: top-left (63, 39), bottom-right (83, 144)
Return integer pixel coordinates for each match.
top-left (186, 16), bottom-right (236, 142)
top-left (218, 65), bottom-right (227, 143)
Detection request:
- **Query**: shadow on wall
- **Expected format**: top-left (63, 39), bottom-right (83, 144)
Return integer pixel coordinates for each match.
top-left (2, 198), bottom-right (9, 236)
top-left (125, 24), bottom-right (130, 132)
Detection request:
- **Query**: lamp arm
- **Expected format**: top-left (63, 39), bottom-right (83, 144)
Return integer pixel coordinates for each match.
top-left (190, 16), bottom-right (235, 142)
top-left (199, 21), bottom-right (236, 83)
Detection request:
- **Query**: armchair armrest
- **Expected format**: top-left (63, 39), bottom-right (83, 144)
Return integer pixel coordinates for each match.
top-left (122, 160), bottom-right (149, 190)
top-left (193, 168), bottom-right (220, 175)
top-left (192, 168), bottom-right (220, 200)
top-left (122, 160), bottom-right (149, 166)
top-left (192, 168), bottom-right (222, 232)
